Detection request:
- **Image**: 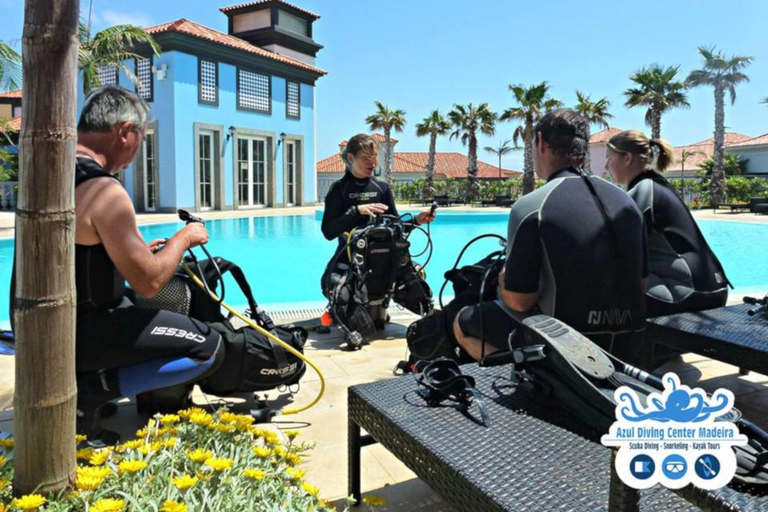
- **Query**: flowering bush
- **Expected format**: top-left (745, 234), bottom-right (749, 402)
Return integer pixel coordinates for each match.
top-left (0, 408), bottom-right (359, 512)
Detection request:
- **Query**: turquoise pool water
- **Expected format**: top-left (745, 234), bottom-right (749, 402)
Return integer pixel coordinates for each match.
top-left (1, 212), bottom-right (767, 328)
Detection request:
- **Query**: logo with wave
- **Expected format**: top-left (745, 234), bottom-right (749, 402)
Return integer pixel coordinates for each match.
top-left (601, 373), bottom-right (747, 490)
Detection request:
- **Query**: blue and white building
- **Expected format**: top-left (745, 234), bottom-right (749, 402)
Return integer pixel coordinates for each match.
top-left (77, 0), bottom-right (326, 212)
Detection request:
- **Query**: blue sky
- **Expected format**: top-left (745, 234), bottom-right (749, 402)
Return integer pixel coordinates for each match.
top-left (1, 0), bottom-right (767, 171)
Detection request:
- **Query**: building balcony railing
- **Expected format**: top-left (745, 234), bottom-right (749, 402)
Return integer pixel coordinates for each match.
top-left (0, 181), bottom-right (17, 211)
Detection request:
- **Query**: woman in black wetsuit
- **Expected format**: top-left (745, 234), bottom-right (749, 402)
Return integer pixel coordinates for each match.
top-left (320, 134), bottom-right (436, 317)
top-left (605, 130), bottom-right (729, 317)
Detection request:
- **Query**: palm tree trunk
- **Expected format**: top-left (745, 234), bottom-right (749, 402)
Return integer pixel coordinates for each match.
top-left (651, 109), bottom-right (661, 140)
top-left (711, 84), bottom-right (726, 205)
top-left (424, 132), bottom-right (436, 198)
top-left (384, 127), bottom-right (393, 188)
top-left (522, 123), bottom-right (535, 195)
top-left (14, 0), bottom-right (79, 496)
top-left (467, 133), bottom-right (478, 202)
top-left (498, 153), bottom-right (501, 179)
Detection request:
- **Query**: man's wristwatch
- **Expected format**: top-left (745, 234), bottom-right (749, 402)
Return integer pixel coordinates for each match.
top-left (346, 205), bottom-right (358, 216)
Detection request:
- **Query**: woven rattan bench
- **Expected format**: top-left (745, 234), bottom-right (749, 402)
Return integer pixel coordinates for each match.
top-left (647, 303), bottom-right (768, 376)
top-left (348, 364), bottom-right (768, 511)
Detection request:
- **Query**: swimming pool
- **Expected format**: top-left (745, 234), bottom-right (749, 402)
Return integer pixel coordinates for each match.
top-left (1, 212), bottom-right (767, 328)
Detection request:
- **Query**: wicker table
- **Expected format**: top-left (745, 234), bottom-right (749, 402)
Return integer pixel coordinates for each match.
top-left (348, 365), bottom-right (768, 511)
top-left (647, 303), bottom-right (768, 376)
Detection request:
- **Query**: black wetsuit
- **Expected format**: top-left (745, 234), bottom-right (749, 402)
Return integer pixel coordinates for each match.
top-left (458, 168), bottom-right (649, 363)
top-left (628, 170), bottom-right (729, 317)
top-left (320, 171), bottom-right (431, 316)
top-left (72, 157), bottom-right (221, 375)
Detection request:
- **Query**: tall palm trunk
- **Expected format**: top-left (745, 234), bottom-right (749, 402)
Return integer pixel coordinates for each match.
top-left (384, 127), bottom-right (393, 187)
top-left (466, 134), bottom-right (479, 202)
top-left (424, 133), bottom-right (436, 198)
top-left (651, 108), bottom-right (661, 140)
top-left (14, 0), bottom-right (79, 495)
top-left (711, 84), bottom-right (726, 204)
top-left (522, 122), bottom-right (535, 195)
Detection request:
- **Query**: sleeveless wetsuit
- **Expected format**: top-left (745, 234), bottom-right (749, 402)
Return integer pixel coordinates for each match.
top-left (628, 170), bottom-right (729, 317)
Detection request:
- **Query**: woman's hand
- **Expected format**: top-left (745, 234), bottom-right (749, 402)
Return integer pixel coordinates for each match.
top-left (415, 208), bottom-right (436, 225)
top-left (357, 203), bottom-right (388, 217)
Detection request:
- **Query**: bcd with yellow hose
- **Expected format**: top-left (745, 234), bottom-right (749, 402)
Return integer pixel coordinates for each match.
top-left (131, 210), bottom-right (325, 420)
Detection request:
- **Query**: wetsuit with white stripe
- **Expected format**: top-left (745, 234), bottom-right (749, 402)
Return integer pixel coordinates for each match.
top-left (458, 167), bottom-right (648, 362)
top-left (628, 170), bottom-right (729, 317)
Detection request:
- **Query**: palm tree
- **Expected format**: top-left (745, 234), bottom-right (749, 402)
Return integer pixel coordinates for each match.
top-left (448, 103), bottom-right (497, 202)
top-left (679, 149), bottom-right (705, 201)
top-left (14, 0), bottom-right (79, 495)
top-left (79, 20), bottom-right (161, 94)
top-left (365, 101), bottom-right (406, 187)
top-left (415, 110), bottom-right (451, 198)
top-left (484, 140), bottom-right (514, 179)
top-left (574, 91), bottom-right (613, 172)
top-left (0, 41), bottom-right (21, 92)
top-left (624, 64), bottom-right (689, 140)
top-left (500, 82), bottom-right (563, 195)
top-left (687, 46), bottom-right (754, 205)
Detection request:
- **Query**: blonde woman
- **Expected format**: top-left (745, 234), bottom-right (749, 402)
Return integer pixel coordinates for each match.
top-left (605, 130), bottom-right (729, 318)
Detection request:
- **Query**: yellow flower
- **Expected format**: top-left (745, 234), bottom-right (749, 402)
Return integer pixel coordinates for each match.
top-left (285, 467), bottom-right (305, 482)
top-left (77, 466), bottom-right (111, 479)
top-left (249, 426), bottom-right (265, 437)
top-left (90, 498), bottom-right (126, 512)
top-left (217, 411), bottom-right (237, 424)
top-left (140, 441), bottom-right (163, 456)
top-left (172, 473), bottom-right (198, 490)
top-left (272, 446), bottom-right (287, 459)
top-left (302, 481), bottom-right (320, 497)
top-left (187, 449), bottom-right (212, 463)
top-left (119, 439), bottom-right (144, 451)
top-left (214, 423), bottom-right (235, 434)
top-left (285, 453), bottom-right (302, 467)
top-left (118, 460), bottom-right (148, 474)
top-left (318, 499), bottom-right (336, 510)
top-left (253, 446), bottom-right (271, 459)
top-left (11, 494), bottom-right (46, 511)
top-left (194, 469), bottom-right (214, 481)
top-left (178, 407), bottom-right (207, 420)
top-left (76, 447), bottom-right (94, 461)
top-left (204, 457), bottom-right (233, 472)
top-left (75, 434), bottom-right (87, 444)
top-left (0, 478), bottom-right (9, 488)
top-left (234, 415), bottom-right (255, 431)
top-left (89, 449), bottom-right (110, 466)
top-left (163, 437), bottom-right (178, 449)
top-left (0, 438), bottom-right (14, 450)
top-left (263, 431), bottom-right (280, 446)
top-left (284, 430), bottom-right (300, 441)
top-left (75, 474), bottom-right (105, 491)
top-left (0, 456), bottom-right (6, 467)
top-left (160, 500), bottom-right (188, 512)
top-left (160, 414), bottom-right (180, 425)
top-left (189, 412), bottom-right (213, 427)
top-left (362, 495), bottom-right (387, 508)
top-left (243, 468), bottom-right (267, 481)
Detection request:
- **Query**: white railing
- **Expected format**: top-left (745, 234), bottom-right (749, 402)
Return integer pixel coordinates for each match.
top-left (0, 181), bottom-right (17, 211)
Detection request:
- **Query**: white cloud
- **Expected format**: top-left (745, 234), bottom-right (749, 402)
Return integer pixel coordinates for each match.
top-left (100, 10), bottom-right (152, 28)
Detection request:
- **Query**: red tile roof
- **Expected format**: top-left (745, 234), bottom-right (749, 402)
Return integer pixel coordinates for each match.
top-left (666, 132), bottom-right (754, 171)
top-left (728, 133), bottom-right (768, 148)
top-left (318, 151), bottom-right (520, 178)
top-left (0, 90), bottom-right (21, 99)
top-left (0, 116), bottom-right (20, 133)
top-left (144, 18), bottom-right (326, 75)
top-left (589, 127), bottom-right (623, 144)
top-left (220, 0), bottom-right (320, 19)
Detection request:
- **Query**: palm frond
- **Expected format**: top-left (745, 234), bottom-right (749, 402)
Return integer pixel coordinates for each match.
top-left (0, 41), bottom-right (21, 92)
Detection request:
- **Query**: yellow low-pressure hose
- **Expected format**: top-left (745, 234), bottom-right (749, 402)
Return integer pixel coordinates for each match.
top-left (345, 228), bottom-right (356, 262)
top-left (181, 261), bottom-right (325, 415)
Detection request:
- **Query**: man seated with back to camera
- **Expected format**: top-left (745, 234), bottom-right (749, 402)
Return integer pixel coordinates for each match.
top-left (453, 109), bottom-right (650, 365)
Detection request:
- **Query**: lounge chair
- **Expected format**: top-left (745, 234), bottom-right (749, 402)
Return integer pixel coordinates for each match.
top-left (495, 195), bottom-right (515, 207)
top-left (433, 195), bottom-right (451, 207)
top-left (749, 197), bottom-right (768, 214)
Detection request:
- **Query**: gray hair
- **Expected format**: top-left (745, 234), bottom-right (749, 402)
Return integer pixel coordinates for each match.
top-left (77, 86), bottom-right (150, 133)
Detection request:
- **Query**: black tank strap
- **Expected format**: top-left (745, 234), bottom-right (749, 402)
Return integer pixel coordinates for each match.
top-left (75, 158), bottom-right (118, 187)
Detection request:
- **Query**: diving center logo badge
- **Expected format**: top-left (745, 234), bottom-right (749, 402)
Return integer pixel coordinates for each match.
top-left (601, 373), bottom-right (747, 490)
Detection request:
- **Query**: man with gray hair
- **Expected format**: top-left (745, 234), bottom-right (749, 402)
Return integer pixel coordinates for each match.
top-left (71, 87), bottom-right (222, 445)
